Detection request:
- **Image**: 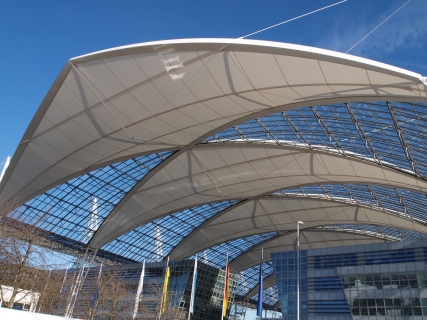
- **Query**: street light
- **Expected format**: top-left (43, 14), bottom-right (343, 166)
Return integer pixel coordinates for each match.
top-left (297, 221), bottom-right (304, 320)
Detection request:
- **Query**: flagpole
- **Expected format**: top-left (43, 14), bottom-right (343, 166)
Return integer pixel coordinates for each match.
top-left (159, 257), bottom-right (170, 320)
top-left (133, 260), bottom-right (145, 320)
top-left (188, 255), bottom-right (198, 320)
top-left (221, 253), bottom-right (229, 320)
top-left (257, 248), bottom-right (264, 320)
top-left (261, 248), bottom-right (263, 320)
top-left (297, 221), bottom-right (303, 320)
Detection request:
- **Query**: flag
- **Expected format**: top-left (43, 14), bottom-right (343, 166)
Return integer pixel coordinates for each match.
top-left (222, 255), bottom-right (230, 319)
top-left (161, 262), bottom-right (171, 313)
top-left (256, 249), bottom-right (264, 318)
top-left (188, 256), bottom-right (198, 318)
top-left (132, 260), bottom-right (145, 320)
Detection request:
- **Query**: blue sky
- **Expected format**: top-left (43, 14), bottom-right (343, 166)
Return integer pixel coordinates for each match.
top-left (1, 0), bottom-right (426, 166)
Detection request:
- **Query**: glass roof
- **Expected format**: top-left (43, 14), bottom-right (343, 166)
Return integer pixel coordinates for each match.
top-left (314, 224), bottom-right (427, 241)
top-left (251, 284), bottom-right (279, 308)
top-left (205, 101), bottom-right (427, 176)
top-left (192, 232), bottom-right (277, 269)
top-left (10, 152), bottom-right (173, 244)
top-left (275, 184), bottom-right (427, 226)
top-left (239, 262), bottom-right (275, 306)
top-left (188, 233), bottom-right (277, 307)
top-left (102, 200), bottom-right (240, 262)
top-left (8, 100), bottom-right (427, 311)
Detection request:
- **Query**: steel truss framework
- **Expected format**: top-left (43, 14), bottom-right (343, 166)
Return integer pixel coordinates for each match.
top-left (6, 100), bottom-right (427, 310)
top-left (207, 101), bottom-right (427, 176)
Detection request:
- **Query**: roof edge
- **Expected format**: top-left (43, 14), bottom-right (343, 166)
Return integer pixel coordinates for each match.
top-left (70, 38), bottom-right (424, 80)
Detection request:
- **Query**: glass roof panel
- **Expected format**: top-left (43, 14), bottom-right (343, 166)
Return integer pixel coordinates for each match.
top-left (10, 152), bottom-right (174, 244)
top-left (239, 262), bottom-right (275, 305)
top-left (391, 101), bottom-right (427, 176)
top-left (316, 224), bottom-right (427, 242)
top-left (192, 232), bottom-right (277, 270)
top-left (348, 102), bottom-right (409, 169)
top-left (251, 285), bottom-right (279, 308)
top-left (204, 101), bottom-right (427, 176)
top-left (102, 200), bottom-right (241, 262)
top-left (188, 233), bottom-right (278, 306)
top-left (275, 184), bottom-right (427, 221)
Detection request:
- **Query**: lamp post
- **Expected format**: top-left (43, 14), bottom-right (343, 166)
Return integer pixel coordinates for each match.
top-left (297, 221), bottom-right (304, 320)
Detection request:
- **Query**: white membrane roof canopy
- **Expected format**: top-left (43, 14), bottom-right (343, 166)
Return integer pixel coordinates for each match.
top-left (1, 38), bottom-right (425, 207)
top-left (1, 38), bottom-right (427, 309)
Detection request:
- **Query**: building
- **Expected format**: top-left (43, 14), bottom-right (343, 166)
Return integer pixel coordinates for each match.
top-left (0, 38), bottom-right (426, 316)
top-left (272, 239), bottom-right (427, 320)
top-left (58, 260), bottom-right (238, 319)
top-left (0, 285), bottom-right (40, 312)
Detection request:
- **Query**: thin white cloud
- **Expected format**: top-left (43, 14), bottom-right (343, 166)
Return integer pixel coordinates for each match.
top-left (316, 0), bottom-right (427, 56)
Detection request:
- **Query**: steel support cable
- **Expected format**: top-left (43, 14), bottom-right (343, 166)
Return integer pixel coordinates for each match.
top-left (239, 0), bottom-right (347, 39)
top-left (346, 0), bottom-right (411, 53)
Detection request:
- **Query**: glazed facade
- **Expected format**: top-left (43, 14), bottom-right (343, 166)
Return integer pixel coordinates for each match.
top-left (271, 239), bottom-right (427, 320)
top-left (59, 260), bottom-right (238, 320)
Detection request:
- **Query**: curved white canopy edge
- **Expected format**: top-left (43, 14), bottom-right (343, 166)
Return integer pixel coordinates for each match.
top-left (90, 143), bottom-right (427, 248)
top-left (1, 39), bottom-right (425, 209)
top-left (169, 196), bottom-right (427, 260)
